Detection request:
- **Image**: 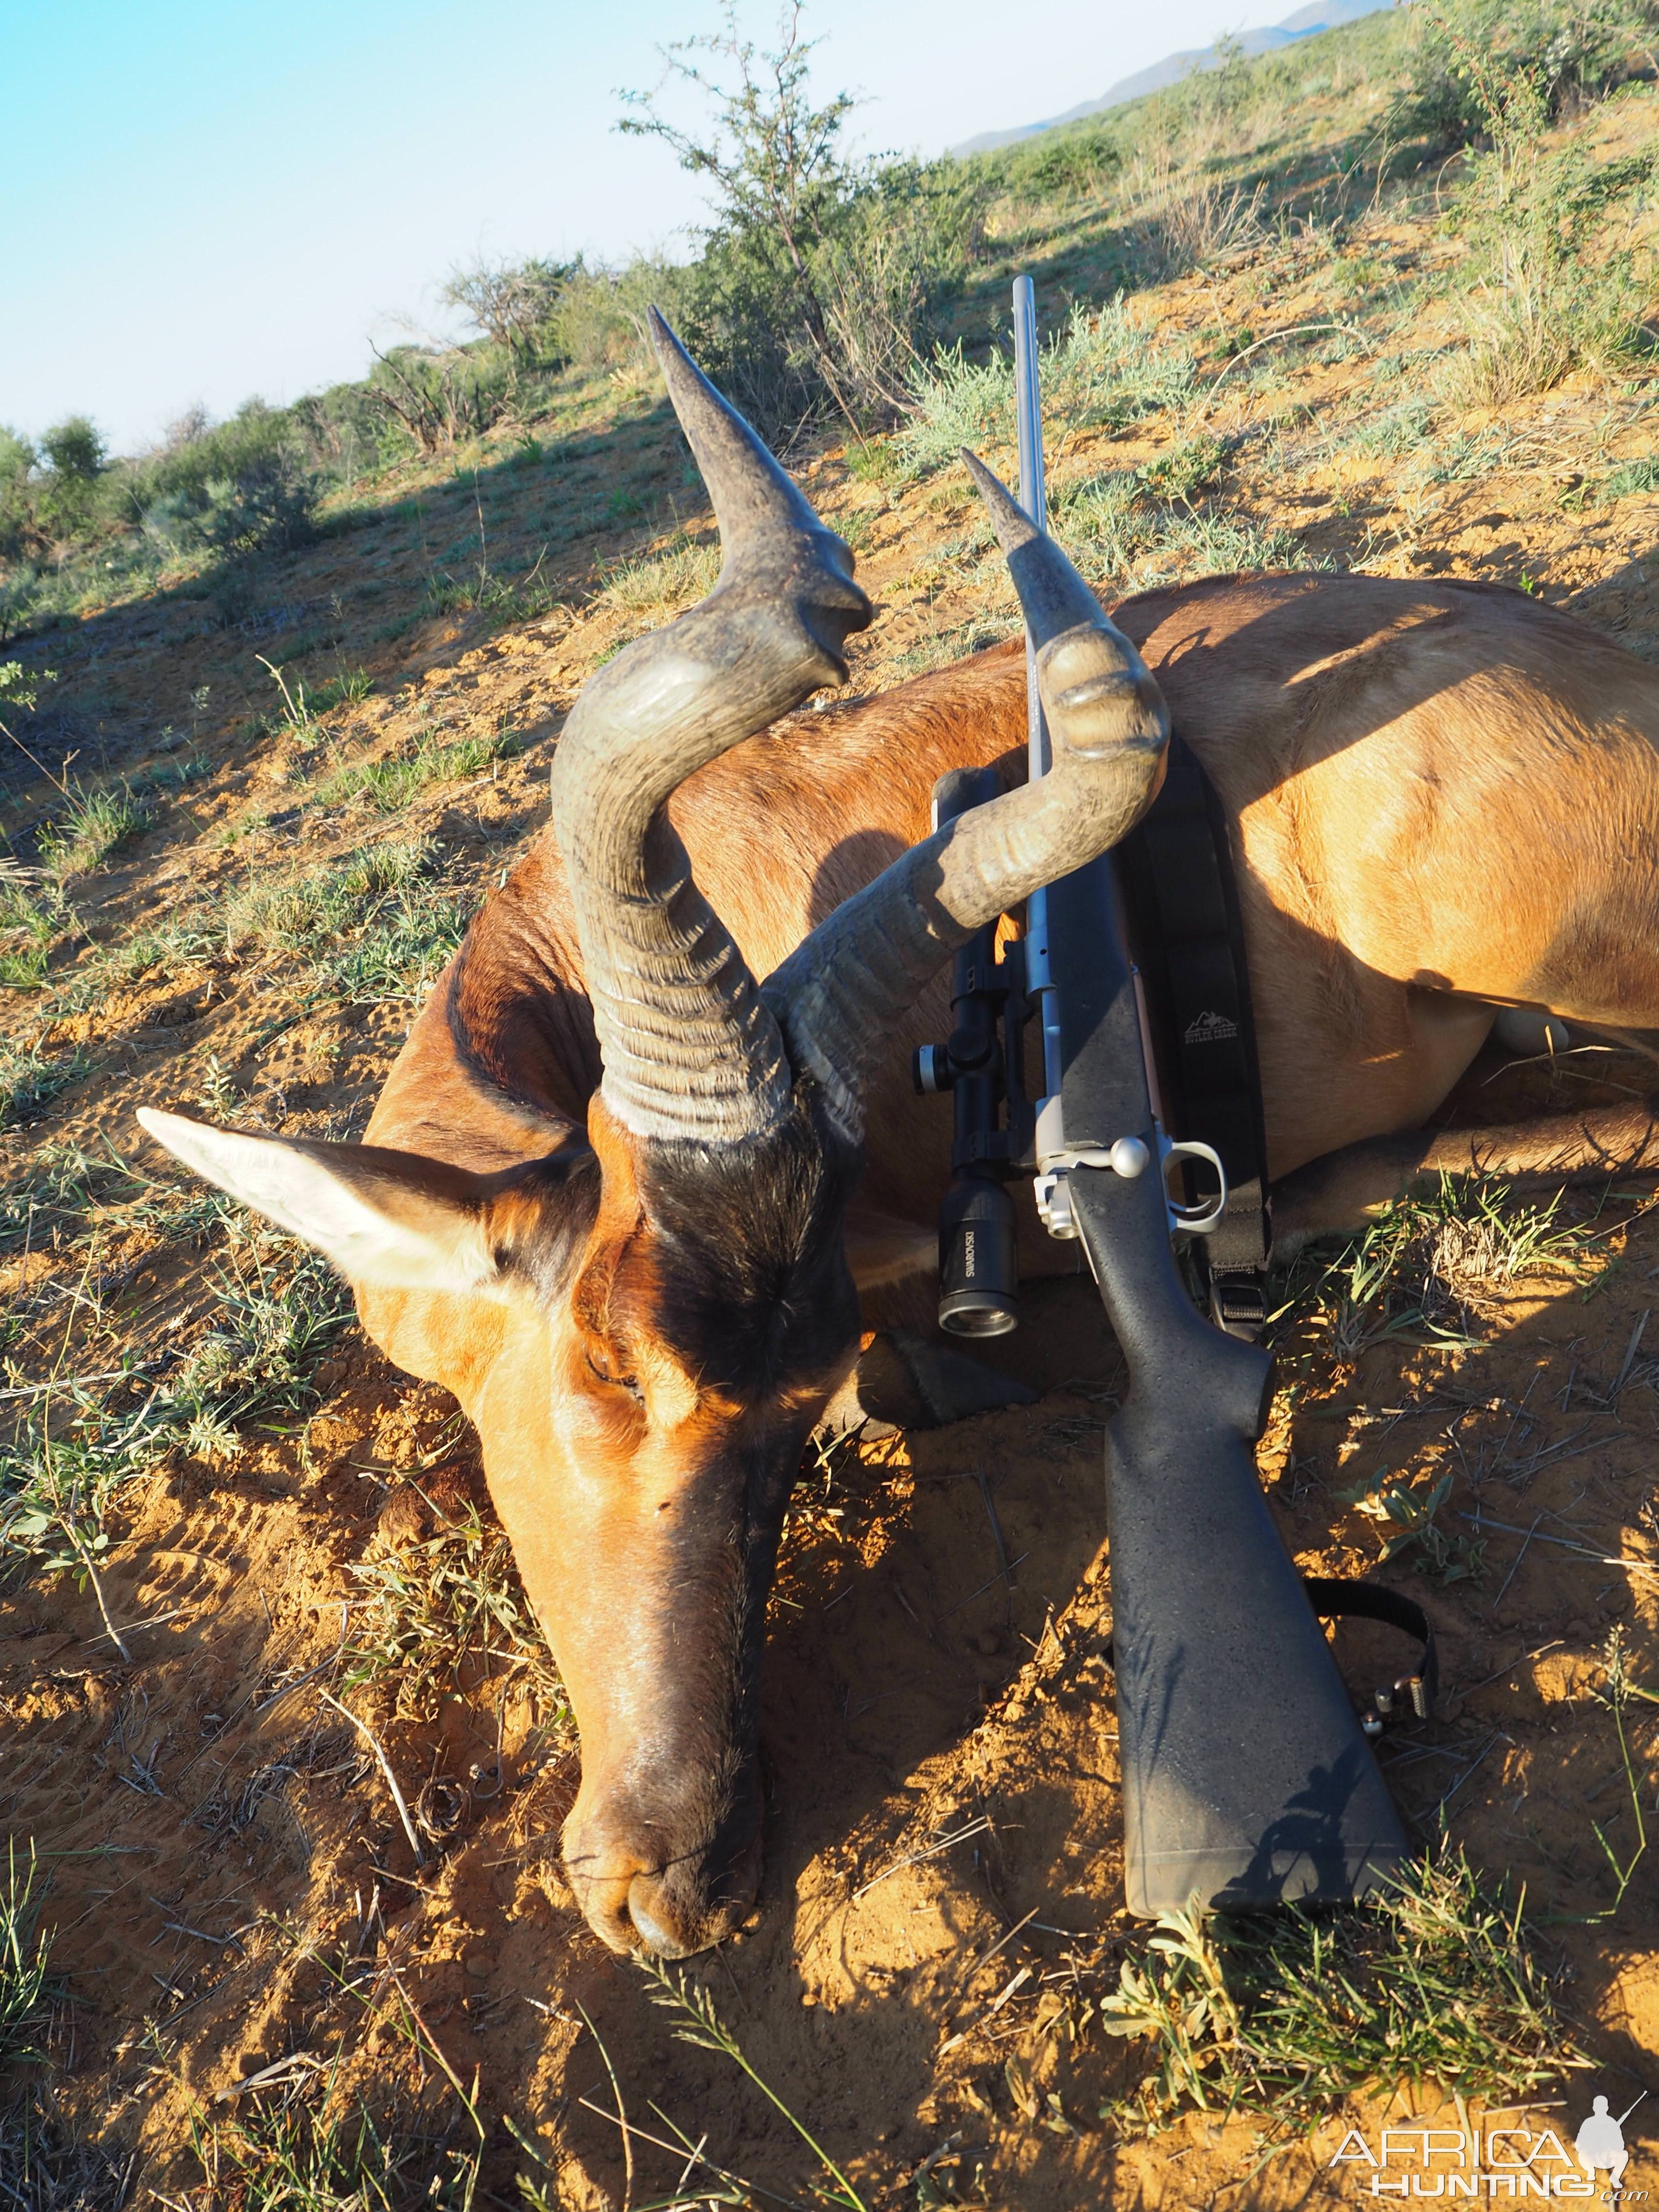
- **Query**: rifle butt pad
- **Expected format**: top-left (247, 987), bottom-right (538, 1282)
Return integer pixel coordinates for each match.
top-left (1070, 1167), bottom-right (1409, 1913)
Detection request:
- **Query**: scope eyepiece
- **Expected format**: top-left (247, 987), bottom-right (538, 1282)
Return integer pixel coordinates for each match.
top-left (938, 1175), bottom-right (1019, 1336)
top-left (913, 1043), bottom-right (952, 1094)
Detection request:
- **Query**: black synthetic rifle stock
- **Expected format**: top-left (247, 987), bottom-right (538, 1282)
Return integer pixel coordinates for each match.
top-left (999, 276), bottom-right (1407, 1912)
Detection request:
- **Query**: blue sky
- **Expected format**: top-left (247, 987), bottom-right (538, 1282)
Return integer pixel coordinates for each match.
top-left (5, 0), bottom-right (1309, 455)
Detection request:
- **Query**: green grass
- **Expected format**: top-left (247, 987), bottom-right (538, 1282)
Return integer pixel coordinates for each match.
top-left (894, 299), bottom-right (1197, 481)
top-left (36, 784), bottom-right (152, 880)
top-left (0, 866), bottom-right (66, 991)
top-left (1283, 1173), bottom-right (1601, 1360)
top-left (592, 535), bottom-right (721, 626)
top-left (0, 1133), bottom-right (232, 1259)
top-left (179, 2093), bottom-right (481, 2212)
top-left (0, 1841), bottom-right (54, 2068)
top-left (25, 835), bottom-right (463, 1014)
top-left (1099, 1850), bottom-right (1576, 2139)
top-left (0, 1219), bottom-right (349, 1608)
top-left (1054, 468), bottom-right (1316, 593)
top-left (206, 836), bottom-right (467, 1007)
top-left (0, 1033), bottom-right (89, 1130)
top-left (253, 659), bottom-right (375, 750)
top-left (643, 1960), bottom-right (870, 2211)
top-left (343, 1491), bottom-right (570, 1730)
top-left (1601, 454), bottom-right (1659, 500)
top-left (425, 553), bottom-right (563, 625)
top-left (1136, 432), bottom-right (1226, 500)
top-left (167, 1238), bottom-right (352, 1459)
top-left (316, 721), bottom-right (521, 814)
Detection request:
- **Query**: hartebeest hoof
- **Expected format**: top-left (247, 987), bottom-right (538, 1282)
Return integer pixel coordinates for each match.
top-left (822, 1328), bottom-right (1037, 1436)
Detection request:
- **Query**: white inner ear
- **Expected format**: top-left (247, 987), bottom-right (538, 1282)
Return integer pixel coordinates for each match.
top-left (136, 1108), bottom-right (501, 1295)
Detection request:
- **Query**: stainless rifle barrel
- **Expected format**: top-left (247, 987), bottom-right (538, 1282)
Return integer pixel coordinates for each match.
top-left (1012, 275), bottom-right (1066, 1164)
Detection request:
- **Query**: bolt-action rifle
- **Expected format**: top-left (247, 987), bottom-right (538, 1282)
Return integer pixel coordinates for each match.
top-left (917, 277), bottom-right (1414, 1912)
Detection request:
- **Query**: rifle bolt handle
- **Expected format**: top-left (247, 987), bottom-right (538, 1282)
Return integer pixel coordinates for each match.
top-left (1109, 1136), bottom-right (1151, 1178)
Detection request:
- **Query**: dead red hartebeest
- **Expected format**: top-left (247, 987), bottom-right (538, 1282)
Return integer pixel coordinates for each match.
top-left (141, 315), bottom-right (1659, 1956)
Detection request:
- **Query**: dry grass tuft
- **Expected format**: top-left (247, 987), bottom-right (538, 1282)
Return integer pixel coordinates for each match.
top-left (1099, 1849), bottom-right (1577, 2139)
top-left (1282, 1174), bottom-right (1601, 1359)
top-left (343, 1490), bottom-right (570, 1732)
top-left (593, 537), bottom-right (721, 628)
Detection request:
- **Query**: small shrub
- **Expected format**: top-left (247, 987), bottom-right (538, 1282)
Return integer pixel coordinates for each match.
top-left (0, 428), bottom-right (35, 561)
top-left (32, 417), bottom-right (107, 545)
top-left (1340, 1467), bottom-right (1488, 1581)
top-left (1431, 33), bottom-right (1654, 404)
top-left (1600, 455), bottom-right (1659, 499)
top-left (621, 7), bottom-right (981, 433)
top-left (1126, 175), bottom-right (1269, 283)
top-left (132, 401), bottom-right (320, 558)
top-left (441, 253), bottom-right (577, 361)
top-left (892, 346), bottom-right (1014, 477)
top-left (1001, 119), bottom-right (1123, 204)
top-left (1341, 397), bottom-right (1439, 459)
top-left (1137, 432), bottom-right (1226, 500)
top-left (366, 343), bottom-right (517, 457)
top-left (1399, 0), bottom-right (1659, 146)
top-left (547, 255), bottom-right (695, 374)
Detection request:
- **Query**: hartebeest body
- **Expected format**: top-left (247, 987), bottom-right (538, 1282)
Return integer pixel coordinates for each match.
top-left (141, 318), bottom-right (1659, 1958)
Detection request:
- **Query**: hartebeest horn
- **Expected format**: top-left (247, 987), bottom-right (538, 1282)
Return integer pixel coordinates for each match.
top-left (550, 310), bottom-right (872, 1145)
top-left (763, 450), bottom-right (1170, 1137)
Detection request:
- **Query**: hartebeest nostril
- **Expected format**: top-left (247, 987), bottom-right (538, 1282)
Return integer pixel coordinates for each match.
top-left (625, 1844), bottom-right (760, 1960)
top-left (563, 1788), bottom-right (765, 1958)
top-left (626, 1878), bottom-right (694, 1960)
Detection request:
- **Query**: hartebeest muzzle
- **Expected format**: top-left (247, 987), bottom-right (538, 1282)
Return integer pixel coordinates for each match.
top-left (137, 312), bottom-right (1170, 1956)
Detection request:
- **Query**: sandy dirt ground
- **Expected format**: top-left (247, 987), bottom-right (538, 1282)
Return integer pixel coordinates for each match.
top-left (3, 118), bottom-right (1659, 2206)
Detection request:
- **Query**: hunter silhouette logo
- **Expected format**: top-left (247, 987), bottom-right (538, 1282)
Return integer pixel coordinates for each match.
top-left (1183, 1008), bottom-right (1239, 1045)
top-left (1575, 2092), bottom-right (1643, 2190)
top-left (1327, 2091), bottom-right (1647, 2195)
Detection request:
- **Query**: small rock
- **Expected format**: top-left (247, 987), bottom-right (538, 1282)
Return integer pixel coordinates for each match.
top-left (464, 1950), bottom-right (495, 1979)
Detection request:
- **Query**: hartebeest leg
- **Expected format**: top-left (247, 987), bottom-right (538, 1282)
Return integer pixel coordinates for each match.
top-left (1270, 1095), bottom-right (1659, 1255)
top-left (818, 1329), bottom-right (1037, 1436)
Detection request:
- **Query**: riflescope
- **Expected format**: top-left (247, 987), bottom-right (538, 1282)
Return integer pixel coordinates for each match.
top-left (912, 764), bottom-right (1034, 1336)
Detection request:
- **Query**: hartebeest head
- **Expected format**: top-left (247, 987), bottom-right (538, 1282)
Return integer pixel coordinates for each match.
top-left (138, 317), bottom-right (1170, 1957)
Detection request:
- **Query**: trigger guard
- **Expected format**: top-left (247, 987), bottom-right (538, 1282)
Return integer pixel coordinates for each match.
top-left (1161, 1137), bottom-right (1228, 1236)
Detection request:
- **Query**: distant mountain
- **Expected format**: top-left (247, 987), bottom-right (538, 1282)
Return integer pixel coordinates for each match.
top-left (951, 0), bottom-right (1391, 156)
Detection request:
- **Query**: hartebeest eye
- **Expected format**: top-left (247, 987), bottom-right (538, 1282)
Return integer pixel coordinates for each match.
top-left (585, 1346), bottom-right (642, 1401)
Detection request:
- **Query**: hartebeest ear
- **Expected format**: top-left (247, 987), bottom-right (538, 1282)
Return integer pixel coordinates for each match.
top-left (136, 1107), bottom-right (512, 1295)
